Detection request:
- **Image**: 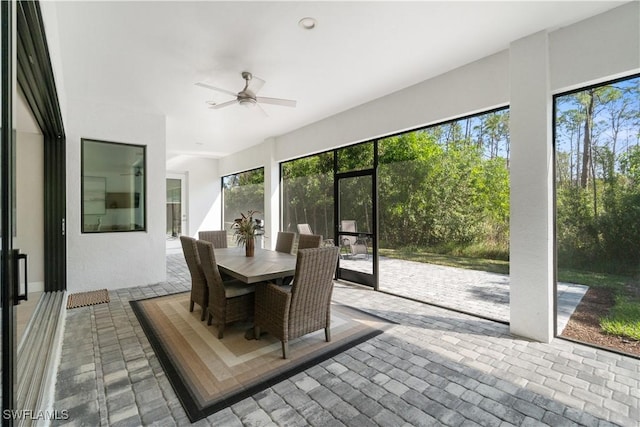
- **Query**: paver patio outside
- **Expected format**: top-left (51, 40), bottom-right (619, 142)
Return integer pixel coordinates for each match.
top-left (341, 256), bottom-right (587, 332)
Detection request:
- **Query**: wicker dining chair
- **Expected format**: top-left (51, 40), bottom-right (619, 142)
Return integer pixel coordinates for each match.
top-left (339, 219), bottom-right (369, 259)
top-left (297, 223), bottom-right (335, 247)
top-left (196, 240), bottom-right (255, 339)
top-left (254, 246), bottom-right (340, 359)
top-left (198, 230), bottom-right (228, 248)
top-left (297, 233), bottom-right (322, 250)
top-left (275, 231), bottom-right (295, 254)
top-left (297, 223), bottom-right (313, 235)
top-left (180, 236), bottom-right (208, 321)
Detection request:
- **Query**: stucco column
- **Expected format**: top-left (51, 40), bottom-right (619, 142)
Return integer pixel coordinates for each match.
top-left (262, 138), bottom-right (280, 250)
top-left (509, 31), bottom-right (554, 342)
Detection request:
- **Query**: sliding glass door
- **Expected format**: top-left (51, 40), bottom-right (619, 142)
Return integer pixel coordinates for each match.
top-left (2, 0), bottom-right (18, 418)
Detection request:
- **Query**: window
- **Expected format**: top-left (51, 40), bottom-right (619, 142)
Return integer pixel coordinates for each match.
top-left (280, 108), bottom-right (511, 314)
top-left (222, 168), bottom-right (264, 231)
top-left (281, 152), bottom-right (334, 239)
top-left (378, 109), bottom-right (510, 254)
top-left (81, 139), bottom-right (146, 232)
top-left (337, 142), bottom-right (374, 173)
top-left (554, 75), bottom-right (640, 352)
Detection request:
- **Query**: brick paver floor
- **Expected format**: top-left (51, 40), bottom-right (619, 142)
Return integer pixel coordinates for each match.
top-left (51, 253), bottom-right (638, 426)
top-left (340, 256), bottom-right (586, 332)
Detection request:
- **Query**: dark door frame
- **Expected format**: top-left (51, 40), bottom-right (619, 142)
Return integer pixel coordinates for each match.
top-left (333, 143), bottom-right (379, 290)
top-left (17, 0), bottom-right (66, 292)
top-left (2, 1), bottom-right (17, 422)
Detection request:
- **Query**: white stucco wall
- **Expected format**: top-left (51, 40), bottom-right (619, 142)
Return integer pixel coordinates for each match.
top-left (66, 100), bottom-right (167, 292)
top-left (273, 50), bottom-right (510, 163)
top-left (509, 31), bottom-right (554, 342)
top-left (549, 1), bottom-right (640, 93)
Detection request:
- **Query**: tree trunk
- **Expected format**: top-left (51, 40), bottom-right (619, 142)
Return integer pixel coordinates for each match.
top-left (580, 90), bottom-right (595, 188)
top-left (591, 145), bottom-right (598, 220)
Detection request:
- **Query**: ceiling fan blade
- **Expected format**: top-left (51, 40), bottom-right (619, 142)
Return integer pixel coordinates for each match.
top-left (256, 97), bottom-right (297, 108)
top-left (208, 99), bottom-right (238, 110)
top-left (195, 82), bottom-right (238, 97)
top-left (248, 75), bottom-right (265, 94)
top-left (256, 103), bottom-right (269, 117)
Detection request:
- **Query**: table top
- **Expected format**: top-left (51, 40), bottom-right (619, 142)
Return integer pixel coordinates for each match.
top-left (214, 246), bottom-right (296, 284)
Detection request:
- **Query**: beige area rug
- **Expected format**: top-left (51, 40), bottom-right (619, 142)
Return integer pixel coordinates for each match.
top-left (131, 292), bottom-right (394, 422)
top-left (66, 289), bottom-right (110, 309)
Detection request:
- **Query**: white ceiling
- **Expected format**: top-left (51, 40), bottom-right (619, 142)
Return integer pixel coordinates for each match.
top-left (51, 1), bottom-right (625, 160)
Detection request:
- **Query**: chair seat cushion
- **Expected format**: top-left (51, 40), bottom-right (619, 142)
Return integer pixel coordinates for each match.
top-left (224, 280), bottom-right (255, 298)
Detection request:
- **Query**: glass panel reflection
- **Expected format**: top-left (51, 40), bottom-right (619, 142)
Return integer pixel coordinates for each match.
top-left (281, 152), bottom-right (334, 240)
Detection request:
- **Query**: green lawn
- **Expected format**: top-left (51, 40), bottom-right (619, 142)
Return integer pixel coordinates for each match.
top-left (378, 248), bottom-right (509, 275)
top-left (600, 297), bottom-right (640, 341)
top-left (555, 270), bottom-right (639, 343)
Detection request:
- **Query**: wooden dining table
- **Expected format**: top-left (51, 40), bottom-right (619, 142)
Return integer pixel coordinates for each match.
top-left (214, 246), bottom-right (296, 284)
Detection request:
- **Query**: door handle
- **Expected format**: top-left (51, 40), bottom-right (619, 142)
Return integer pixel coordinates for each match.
top-left (12, 250), bottom-right (28, 304)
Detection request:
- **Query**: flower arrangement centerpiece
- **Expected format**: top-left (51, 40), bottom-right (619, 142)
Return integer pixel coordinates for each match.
top-left (232, 210), bottom-right (263, 257)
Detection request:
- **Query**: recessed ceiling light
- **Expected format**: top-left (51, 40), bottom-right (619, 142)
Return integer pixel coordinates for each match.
top-left (298, 17), bottom-right (317, 30)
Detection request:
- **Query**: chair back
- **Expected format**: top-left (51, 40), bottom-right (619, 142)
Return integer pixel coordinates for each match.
top-left (341, 220), bottom-right (357, 232)
top-left (340, 220), bottom-right (357, 245)
top-left (180, 236), bottom-right (208, 310)
top-left (275, 231), bottom-right (295, 254)
top-left (288, 246), bottom-right (339, 336)
top-left (198, 230), bottom-right (228, 248)
top-left (180, 236), bottom-right (205, 283)
top-left (195, 240), bottom-right (226, 303)
top-left (298, 233), bottom-right (322, 250)
top-left (297, 224), bottom-right (313, 235)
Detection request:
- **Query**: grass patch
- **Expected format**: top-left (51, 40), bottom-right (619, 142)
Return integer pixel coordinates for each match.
top-left (559, 268), bottom-right (640, 342)
top-left (378, 247), bottom-right (509, 275)
top-left (557, 268), bottom-right (630, 290)
top-left (600, 296), bottom-right (640, 341)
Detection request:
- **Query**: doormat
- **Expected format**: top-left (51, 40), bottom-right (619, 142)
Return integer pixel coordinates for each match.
top-left (66, 289), bottom-right (110, 309)
top-left (131, 291), bottom-right (395, 422)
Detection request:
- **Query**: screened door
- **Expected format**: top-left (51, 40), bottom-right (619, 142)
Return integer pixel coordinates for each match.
top-left (335, 143), bottom-right (377, 288)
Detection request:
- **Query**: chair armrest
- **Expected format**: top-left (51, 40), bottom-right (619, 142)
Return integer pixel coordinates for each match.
top-left (255, 282), bottom-right (292, 340)
top-left (256, 283), bottom-right (291, 310)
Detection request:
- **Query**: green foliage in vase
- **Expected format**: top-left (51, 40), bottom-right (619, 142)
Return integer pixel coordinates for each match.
top-left (232, 210), bottom-right (261, 246)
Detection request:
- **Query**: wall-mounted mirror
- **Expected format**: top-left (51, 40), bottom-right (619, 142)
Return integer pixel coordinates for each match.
top-left (82, 139), bottom-right (146, 232)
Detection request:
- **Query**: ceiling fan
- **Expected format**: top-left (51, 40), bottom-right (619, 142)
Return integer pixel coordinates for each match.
top-left (195, 71), bottom-right (297, 112)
